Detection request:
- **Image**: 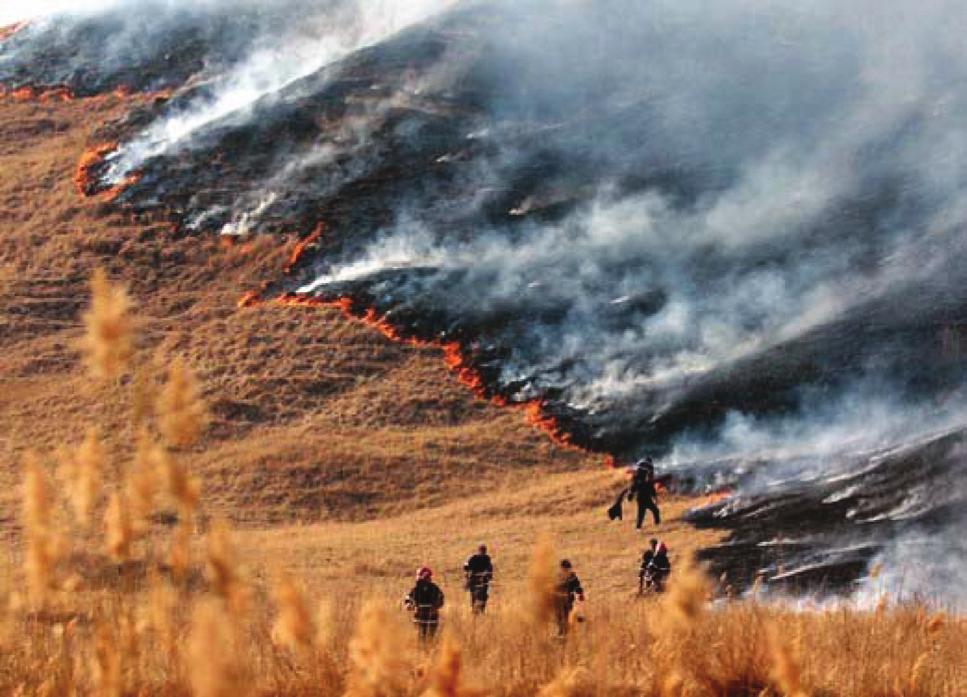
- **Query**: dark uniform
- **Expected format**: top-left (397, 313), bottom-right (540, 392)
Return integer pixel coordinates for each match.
top-left (407, 578), bottom-right (445, 641)
top-left (638, 540), bottom-right (658, 594)
top-left (628, 465), bottom-right (661, 528)
top-left (463, 550), bottom-right (494, 613)
top-left (554, 561), bottom-right (584, 636)
top-left (640, 542), bottom-right (671, 593)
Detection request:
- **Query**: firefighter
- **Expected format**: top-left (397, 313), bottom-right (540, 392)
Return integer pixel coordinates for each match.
top-left (638, 538), bottom-right (659, 595)
top-left (628, 457), bottom-right (661, 528)
top-left (554, 559), bottom-right (585, 636)
top-left (405, 566), bottom-right (445, 641)
top-left (641, 541), bottom-right (671, 593)
top-left (463, 544), bottom-right (494, 613)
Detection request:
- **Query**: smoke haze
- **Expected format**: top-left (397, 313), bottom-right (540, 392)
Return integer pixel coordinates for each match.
top-left (3, 0), bottom-right (966, 604)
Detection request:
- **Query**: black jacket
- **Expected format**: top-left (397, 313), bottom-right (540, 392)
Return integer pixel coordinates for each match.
top-left (639, 550), bottom-right (656, 579)
top-left (408, 580), bottom-right (445, 611)
top-left (556, 571), bottom-right (584, 605)
top-left (464, 553), bottom-right (493, 576)
top-left (649, 551), bottom-right (671, 575)
top-left (629, 470), bottom-right (657, 501)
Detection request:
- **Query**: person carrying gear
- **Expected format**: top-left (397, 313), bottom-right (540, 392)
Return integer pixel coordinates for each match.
top-left (405, 566), bottom-right (445, 641)
top-left (638, 538), bottom-right (659, 595)
top-left (642, 541), bottom-right (671, 593)
top-left (554, 559), bottom-right (585, 637)
top-left (607, 485), bottom-right (627, 521)
top-left (463, 544), bottom-right (494, 614)
top-left (627, 457), bottom-right (661, 529)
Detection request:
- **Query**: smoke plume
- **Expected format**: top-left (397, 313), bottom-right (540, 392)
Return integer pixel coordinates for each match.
top-left (4, 0), bottom-right (966, 603)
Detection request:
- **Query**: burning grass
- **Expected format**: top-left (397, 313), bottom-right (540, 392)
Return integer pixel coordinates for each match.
top-left (0, 21), bottom-right (26, 43)
top-left (74, 140), bottom-right (143, 201)
top-left (0, 271), bottom-right (963, 696)
top-left (252, 284), bottom-right (605, 463)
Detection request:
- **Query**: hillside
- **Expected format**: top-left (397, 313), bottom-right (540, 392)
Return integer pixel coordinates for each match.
top-left (0, 51), bottom-right (964, 697)
top-left (0, 94), bottom-right (604, 530)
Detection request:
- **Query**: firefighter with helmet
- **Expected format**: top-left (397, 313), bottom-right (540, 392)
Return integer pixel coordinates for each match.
top-left (404, 566), bottom-right (445, 641)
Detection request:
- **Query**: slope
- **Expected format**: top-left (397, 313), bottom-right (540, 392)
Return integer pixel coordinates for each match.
top-left (0, 95), bottom-right (602, 531)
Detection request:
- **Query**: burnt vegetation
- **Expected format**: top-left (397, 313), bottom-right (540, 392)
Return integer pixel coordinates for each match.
top-left (3, 1), bottom-right (967, 597)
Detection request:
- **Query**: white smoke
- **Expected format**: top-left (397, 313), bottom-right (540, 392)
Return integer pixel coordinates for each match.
top-left (0, 1), bottom-right (119, 24)
top-left (103, 0), bottom-right (457, 182)
top-left (9, 0), bottom-right (965, 603)
top-left (287, 0), bottom-right (967, 604)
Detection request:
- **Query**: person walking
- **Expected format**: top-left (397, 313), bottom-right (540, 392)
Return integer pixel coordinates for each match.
top-left (638, 538), bottom-right (659, 595)
top-left (463, 544), bottom-right (494, 613)
top-left (628, 458), bottom-right (661, 529)
top-left (405, 566), bottom-right (445, 641)
top-left (554, 559), bottom-right (585, 637)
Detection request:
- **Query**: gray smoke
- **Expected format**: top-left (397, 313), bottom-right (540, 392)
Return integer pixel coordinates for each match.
top-left (294, 0), bottom-right (967, 603)
top-left (5, 0), bottom-right (965, 603)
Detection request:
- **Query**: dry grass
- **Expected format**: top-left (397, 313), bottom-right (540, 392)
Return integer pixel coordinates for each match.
top-left (0, 87), bottom-right (964, 697)
top-left (0, 271), bottom-right (962, 696)
top-left (0, 98), bottom-right (596, 530)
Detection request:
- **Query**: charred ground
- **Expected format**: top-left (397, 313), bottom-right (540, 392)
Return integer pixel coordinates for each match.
top-left (3, 2), bottom-right (967, 600)
top-left (0, 94), bottom-right (601, 534)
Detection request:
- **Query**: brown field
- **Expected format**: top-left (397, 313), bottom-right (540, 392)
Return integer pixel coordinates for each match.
top-left (0, 97), bottom-right (964, 696)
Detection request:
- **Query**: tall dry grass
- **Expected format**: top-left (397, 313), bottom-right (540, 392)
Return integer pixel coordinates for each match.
top-left (1, 271), bottom-right (964, 696)
top-left (80, 267), bottom-right (133, 381)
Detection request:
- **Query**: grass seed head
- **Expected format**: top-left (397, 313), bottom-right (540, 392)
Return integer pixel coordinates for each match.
top-left (22, 451), bottom-right (57, 607)
top-left (104, 492), bottom-right (132, 562)
top-left (271, 573), bottom-right (314, 654)
top-left (526, 534), bottom-right (558, 626)
top-left (81, 268), bottom-right (133, 381)
top-left (157, 357), bottom-right (208, 449)
top-left (189, 599), bottom-right (249, 697)
top-left (536, 667), bottom-right (593, 697)
top-left (345, 599), bottom-right (411, 697)
top-left (70, 427), bottom-right (104, 528)
top-left (423, 635), bottom-right (483, 697)
top-left (206, 519), bottom-right (246, 610)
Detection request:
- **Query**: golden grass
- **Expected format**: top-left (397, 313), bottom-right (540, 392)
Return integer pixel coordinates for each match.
top-left (80, 267), bottom-right (133, 381)
top-left (0, 271), bottom-right (962, 696)
top-left (0, 95), bottom-right (597, 528)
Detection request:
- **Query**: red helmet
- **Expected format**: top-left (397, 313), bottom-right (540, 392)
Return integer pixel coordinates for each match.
top-left (657, 542), bottom-right (668, 554)
top-left (416, 566), bottom-right (433, 580)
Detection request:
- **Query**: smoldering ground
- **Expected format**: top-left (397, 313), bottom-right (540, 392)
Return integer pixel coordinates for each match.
top-left (4, 0), bottom-right (967, 601)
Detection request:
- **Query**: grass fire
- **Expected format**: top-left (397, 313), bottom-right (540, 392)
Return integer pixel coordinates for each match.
top-left (0, 1), bottom-right (965, 695)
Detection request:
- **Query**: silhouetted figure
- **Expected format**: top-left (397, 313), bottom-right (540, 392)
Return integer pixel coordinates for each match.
top-left (641, 541), bottom-right (671, 593)
top-left (464, 544), bottom-right (494, 613)
top-left (638, 538), bottom-right (659, 594)
top-left (628, 458), bottom-right (661, 528)
top-left (405, 567), bottom-right (445, 641)
top-left (554, 559), bottom-right (585, 636)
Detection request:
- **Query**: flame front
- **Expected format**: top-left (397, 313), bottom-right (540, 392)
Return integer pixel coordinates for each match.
top-left (75, 143), bottom-right (119, 196)
top-left (1, 85), bottom-right (74, 103)
top-left (73, 142), bottom-right (142, 201)
top-left (284, 224), bottom-right (325, 275)
top-left (0, 22), bottom-right (26, 43)
top-left (243, 251), bottom-right (604, 461)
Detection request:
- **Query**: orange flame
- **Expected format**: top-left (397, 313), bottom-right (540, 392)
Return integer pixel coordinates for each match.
top-left (238, 228), bottom-right (612, 462)
top-left (245, 282), bottom-right (597, 456)
top-left (75, 142), bottom-right (118, 196)
top-left (1, 80), bottom-right (163, 106)
top-left (99, 173), bottom-right (142, 202)
top-left (522, 400), bottom-right (578, 450)
top-left (703, 488), bottom-right (733, 506)
top-left (1, 85), bottom-right (75, 103)
top-left (0, 22), bottom-right (26, 43)
top-left (73, 142), bottom-right (143, 201)
top-left (284, 224), bottom-right (325, 274)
